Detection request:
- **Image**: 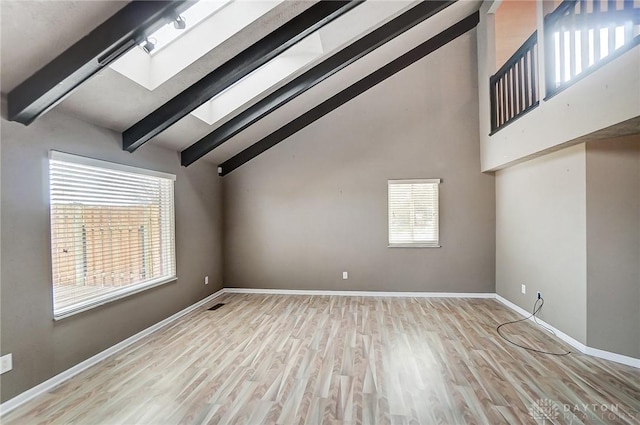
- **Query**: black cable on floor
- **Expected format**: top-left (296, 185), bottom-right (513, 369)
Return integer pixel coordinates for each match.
top-left (497, 297), bottom-right (572, 356)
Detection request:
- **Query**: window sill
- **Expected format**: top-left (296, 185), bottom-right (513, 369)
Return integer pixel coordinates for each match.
top-left (388, 244), bottom-right (441, 248)
top-left (53, 276), bottom-right (177, 321)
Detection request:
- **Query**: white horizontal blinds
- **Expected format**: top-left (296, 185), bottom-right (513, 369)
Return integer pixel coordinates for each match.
top-left (49, 152), bottom-right (176, 315)
top-left (388, 179), bottom-right (440, 247)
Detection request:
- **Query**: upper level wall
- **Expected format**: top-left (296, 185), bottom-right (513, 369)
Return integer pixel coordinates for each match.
top-left (478, 0), bottom-right (640, 172)
top-left (494, 0), bottom-right (537, 67)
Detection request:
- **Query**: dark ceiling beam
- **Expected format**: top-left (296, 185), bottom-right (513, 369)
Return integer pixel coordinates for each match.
top-left (180, 0), bottom-right (454, 167)
top-left (123, 1), bottom-right (363, 153)
top-left (219, 12), bottom-right (480, 176)
top-left (7, 1), bottom-right (194, 126)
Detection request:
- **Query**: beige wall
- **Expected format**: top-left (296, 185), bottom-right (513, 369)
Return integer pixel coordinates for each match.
top-left (496, 144), bottom-right (588, 343)
top-left (494, 0), bottom-right (537, 69)
top-left (496, 137), bottom-right (640, 357)
top-left (0, 110), bottom-right (223, 402)
top-left (222, 32), bottom-right (496, 294)
top-left (586, 135), bottom-right (640, 358)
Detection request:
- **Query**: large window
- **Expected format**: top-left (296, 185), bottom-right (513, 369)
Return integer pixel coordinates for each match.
top-left (49, 151), bottom-right (176, 319)
top-left (388, 179), bottom-right (440, 248)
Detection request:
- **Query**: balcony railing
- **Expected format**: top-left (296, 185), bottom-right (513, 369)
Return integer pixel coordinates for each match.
top-left (545, 0), bottom-right (640, 98)
top-left (490, 31), bottom-right (539, 134)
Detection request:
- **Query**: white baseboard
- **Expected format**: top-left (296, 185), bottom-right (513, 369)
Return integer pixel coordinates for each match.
top-left (495, 294), bottom-right (640, 369)
top-left (495, 295), bottom-right (588, 351)
top-left (0, 289), bottom-right (224, 416)
top-left (224, 287), bottom-right (496, 298)
top-left (583, 346), bottom-right (640, 368)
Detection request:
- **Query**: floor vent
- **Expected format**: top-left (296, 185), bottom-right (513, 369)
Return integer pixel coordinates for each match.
top-left (208, 303), bottom-right (225, 311)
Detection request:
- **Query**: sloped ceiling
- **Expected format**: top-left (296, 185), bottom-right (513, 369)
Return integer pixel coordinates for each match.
top-left (1, 1), bottom-right (313, 130)
top-left (1, 1), bottom-right (482, 166)
top-left (0, 1), bottom-right (128, 91)
top-left (202, 0), bottom-right (482, 164)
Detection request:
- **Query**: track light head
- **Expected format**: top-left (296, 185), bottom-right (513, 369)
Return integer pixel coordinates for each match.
top-left (141, 38), bottom-right (156, 54)
top-left (173, 16), bottom-right (186, 30)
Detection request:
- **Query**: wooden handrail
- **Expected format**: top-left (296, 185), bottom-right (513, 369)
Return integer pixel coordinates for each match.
top-left (491, 31), bottom-right (538, 84)
top-left (545, 0), bottom-right (577, 26)
top-left (489, 0), bottom-right (639, 134)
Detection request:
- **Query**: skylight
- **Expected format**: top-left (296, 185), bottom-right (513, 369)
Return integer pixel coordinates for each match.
top-left (191, 1), bottom-right (416, 127)
top-left (111, 0), bottom-right (417, 126)
top-left (141, 0), bottom-right (230, 54)
top-left (110, 0), bottom-right (284, 90)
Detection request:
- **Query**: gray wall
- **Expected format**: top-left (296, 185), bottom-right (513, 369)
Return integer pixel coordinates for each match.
top-left (496, 137), bottom-right (640, 357)
top-left (222, 32), bottom-right (496, 293)
top-left (495, 144), bottom-right (588, 344)
top-left (586, 135), bottom-right (640, 358)
top-left (0, 110), bottom-right (223, 402)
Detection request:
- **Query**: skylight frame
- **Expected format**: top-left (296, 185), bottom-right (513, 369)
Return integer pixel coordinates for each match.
top-left (190, 1), bottom-right (419, 127)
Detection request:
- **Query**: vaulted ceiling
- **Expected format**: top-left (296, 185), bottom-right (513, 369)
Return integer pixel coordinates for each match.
top-left (1, 0), bottom-right (482, 169)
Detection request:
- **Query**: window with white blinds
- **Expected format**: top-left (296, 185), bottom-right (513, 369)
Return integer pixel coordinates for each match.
top-left (388, 179), bottom-right (440, 247)
top-left (49, 151), bottom-right (176, 319)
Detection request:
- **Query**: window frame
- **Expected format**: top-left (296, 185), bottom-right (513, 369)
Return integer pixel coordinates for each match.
top-left (48, 151), bottom-right (177, 320)
top-left (387, 178), bottom-right (441, 248)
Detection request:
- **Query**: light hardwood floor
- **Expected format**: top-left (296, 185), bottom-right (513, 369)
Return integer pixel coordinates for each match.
top-left (3, 294), bottom-right (640, 425)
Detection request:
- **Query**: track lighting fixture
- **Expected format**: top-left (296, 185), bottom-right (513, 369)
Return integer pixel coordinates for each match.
top-left (141, 37), bottom-right (157, 54)
top-left (173, 15), bottom-right (186, 30)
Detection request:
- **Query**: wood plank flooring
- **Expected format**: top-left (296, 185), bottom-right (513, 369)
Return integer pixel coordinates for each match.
top-left (3, 294), bottom-right (640, 425)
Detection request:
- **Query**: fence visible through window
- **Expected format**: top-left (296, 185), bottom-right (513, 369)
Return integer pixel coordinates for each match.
top-left (49, 151), bottom-right (176, 318)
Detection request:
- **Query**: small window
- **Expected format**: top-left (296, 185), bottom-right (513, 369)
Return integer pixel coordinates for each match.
top-left (388, 179), bottom-right (440, 247)
top-left (49, 151), bottom-right (176, 319)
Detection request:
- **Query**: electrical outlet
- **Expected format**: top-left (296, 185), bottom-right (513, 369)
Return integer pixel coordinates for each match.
top-left (204, 276), bottom-right (209, 285)
top-left (521, 284), bottom-right (526, 294)
top-left (537, 291), bottom-right (542, 300)
top-left (342, 271), bottom-right (348, 280)
top-left (1, 353), bottom-right (13, 374)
